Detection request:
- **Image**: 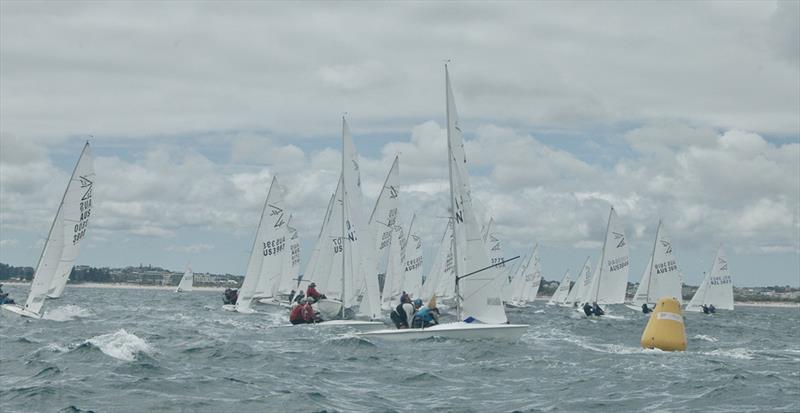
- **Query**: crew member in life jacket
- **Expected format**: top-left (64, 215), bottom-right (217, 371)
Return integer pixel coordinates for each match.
top-left (222, 288), bottom-right (238, 305)
top-left (306, 282), bottom-right (326, 302)
top-left (412, 298), bottom-right (440, 328)
top-left (592, 302), bottom-right (605, 316)
top-left (701, 304), bottom-right (710, 314)
top-left (582, 302), bottom-right (594, 316)
top-left (642, 303), bottom-right (652, 314)
top-left (0, 284), bottom-right (14, 305)
top-left (390, 295), bottom-right (417, 329)
top-left (290, 298), bottom-right (318, 324)
top-left (708, 304), bottom-right (716, 314)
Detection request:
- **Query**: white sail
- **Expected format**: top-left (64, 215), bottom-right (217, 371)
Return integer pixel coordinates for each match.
top-left (276, 215), bottom-right (301, 295)
top-left (586, 207), bottom-right (630, 304)
top-left (565, 256), bottom-right (591, 305)
top-left (236, 176), bottom-right (287, 313)
top-left (686, 247), bottom-right (734, 311)
top-left (45, 143), bottom-right (95, 299)
top-left (18, 143), bottom-right (94, 315)
top-left (305, 188), bottom-right (339, 294)
top-left (549, 270), bottom-right (572, 305)
top-left (176, 267), bottom-right (193, 292)
top-left (446, 65), bottom-right (507, 324)
top-left (401, 215), bottom-right (423, 298)
top-left (632, 256), bottom-right (652, 306)
top-left (341, 118), bottom-right (381, 319)
top-left (381, 222), bottom-right (405, 309)
top-left (523, 245), bottom-right (543, 302)
top-left (503, 255), bottom-right (526, 303)
top-left (420, 221), bottom-right (451, 301)
top-left (368, 155), bottom-right (400, 266)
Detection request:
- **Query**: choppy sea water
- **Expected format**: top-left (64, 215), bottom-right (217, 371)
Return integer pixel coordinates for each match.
top-left (1, 285), bottom-right (798, 413)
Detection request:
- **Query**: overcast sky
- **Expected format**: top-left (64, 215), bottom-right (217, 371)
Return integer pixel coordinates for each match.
top-left (1, 1), bottom-right (798, 287)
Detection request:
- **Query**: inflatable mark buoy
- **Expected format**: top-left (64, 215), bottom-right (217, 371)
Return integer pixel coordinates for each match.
top-left (640, 297), bottom-right (686, 351)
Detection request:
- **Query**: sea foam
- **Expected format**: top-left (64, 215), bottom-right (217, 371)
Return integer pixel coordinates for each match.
top-left (43, 305), bottom-right (93, 321)
top-left (86, 329), bottom-right (153, 361)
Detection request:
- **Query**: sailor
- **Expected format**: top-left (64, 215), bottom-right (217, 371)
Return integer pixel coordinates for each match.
top-left (701, 304), bottom-right (710, 314)
top-left (222, 288), bottom-right (238, 305)
top-left (0, 284), bottom-right (12, 305)
top-left (582, 302), bottom-right (594, 316)
top-left (306, 282), bottom-right (325, 302)
top-left (642, 303), bottom-right (652, 314)
top-left (412, 298), bottom-right (439, 329)
top-left (302, 299), bottom-right (319, 323)
top-left (708, 304), bottom-right (716, 314)
top-left (592, 302), bottom-right (605, 316)
top-left (293, 290), bottom-right (305, 304)
top-left (390, 295), bottom-right (416, 329)
top-left (290, 298), bottom-right (308, 324)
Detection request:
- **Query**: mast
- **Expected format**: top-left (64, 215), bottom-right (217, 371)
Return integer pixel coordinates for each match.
top-left (645, 220), bottom-right (661, 304)
top-left (445, 63), bottom-right (463, 320)
top-left (340, 117), bottom-right (347, 319)
top-left (30, 142), bottom-right (89, 307)
top-left (592, 206), bottom-right (614, 303)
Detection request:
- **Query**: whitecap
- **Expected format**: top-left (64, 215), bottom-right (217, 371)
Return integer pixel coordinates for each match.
top-left (534, 310), bottom-right (545, 314)
top-left (692, 334), bottom-right (718, 342)
top-left (703, 348), bottom-right (754, 360)
top-left (86, 329), bottom-right (154, 361)
top-left (42, 305), bottom-right (94, 321)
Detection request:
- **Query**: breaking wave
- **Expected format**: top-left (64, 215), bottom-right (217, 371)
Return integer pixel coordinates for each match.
top-left (86, 329), bottom-right (154, 361)
top-left (43, 305), bottom-right (94, 321)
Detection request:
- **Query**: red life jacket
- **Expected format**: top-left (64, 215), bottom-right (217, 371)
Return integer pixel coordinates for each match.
top-left (289, 305), bottom-right (305, 323)
top-left (307, 286), bottom-right (322, 299)
top-left (302, 303), bottom-right (315, 322)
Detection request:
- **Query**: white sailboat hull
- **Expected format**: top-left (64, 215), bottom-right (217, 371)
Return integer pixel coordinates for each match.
top-left (1, 304), bottom-right (42, 319)
top-left (257, 297), bottom-right (293, 308)
top-left (316, 298), bottom-right (344, 319)
top-left (505, 301), bottom-right (529, 309)
top-left (355, 322), bottom-right (527, 341)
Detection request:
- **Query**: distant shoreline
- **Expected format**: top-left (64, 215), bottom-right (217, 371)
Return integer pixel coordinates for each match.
top-left (3, 281), bottom-right (798, 307)
top-left (1, 281), bottom-right (226, 292)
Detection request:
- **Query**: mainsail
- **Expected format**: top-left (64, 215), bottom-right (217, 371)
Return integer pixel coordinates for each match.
top-left (446, 65), bottom-right (507, 324)
top-left (686, 246), bottom-right (734, 311)
top-left (564, 256), bottom-right (591, 306)
top-left (236, 176), bottom-right (287, 313)
top-left (20, 142), bottom-right (94, 316)
top-left (585, 207), bottom-right (630, 305)
top-left (549, 270), bottom-right (572, 305)
top-left (176, 267), bottom-right (193, 293)
top-left (401, 214), bottom-right (423, 298)
top-left (632, 220), bottom-right (683, 306)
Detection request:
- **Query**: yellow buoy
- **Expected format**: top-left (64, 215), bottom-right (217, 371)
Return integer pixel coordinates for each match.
top-left (640, 297), bottom-right (687, 351)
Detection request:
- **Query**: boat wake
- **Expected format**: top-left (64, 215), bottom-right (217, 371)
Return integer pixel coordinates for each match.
top-left (86, 329), bottom-right (154, 361)
top-left (42, 305), bottom-right (94, 321)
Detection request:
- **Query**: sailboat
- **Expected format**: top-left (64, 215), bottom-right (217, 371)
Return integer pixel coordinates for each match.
top-left (626, 220), bottom-right (683, 312)
top-left (563, 256), bottom-right (591, 307)
top-left (505, 253), bottom-right (532, 308)
top-left (400, 214), bottom-right (424, 298)
top-left (2, 142), bottom-right (94, 319)
top-left (296, 118), bottom-right (383, 330)
top-left (367, 155), bottom-right (401, 309)
top-left (686, 246), bottom-right (734, 312)
top-left (357, 65), bottom-right (528, 341)
top-left (548, 270), bottom-right (572, 305)
top-left (175, 267), bottom-right (193, 293)
top-left (223, 176), bottom-right (287, 314)
top-left (522, 244), bottom-right (543, 304)
top-left (578, 206), bottom-right (630, 314)
top-left (258, 214), bottom-right (301, 307)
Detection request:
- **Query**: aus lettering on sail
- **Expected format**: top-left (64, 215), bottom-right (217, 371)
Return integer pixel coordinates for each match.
top-left (73, 175), bottom-right (94, 245)
top-left (379, 208), bottom-right (398, 250)
top-left (655, 260), bottom-right (677, 275)
top-left (710, 275), bottom-right (732, 285)
top-left (607, 256), bottom-right (629, 272)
